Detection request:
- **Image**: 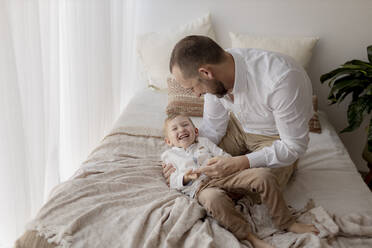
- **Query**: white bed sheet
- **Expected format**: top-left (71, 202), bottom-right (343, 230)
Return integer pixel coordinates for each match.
top-left (113, 88), bottom-right (372, 215)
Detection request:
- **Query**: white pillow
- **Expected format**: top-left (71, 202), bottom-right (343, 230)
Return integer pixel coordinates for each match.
top-left (137, 14), bottom-right (216, 90)
top-left (229, 32), bottom-right (318, 69)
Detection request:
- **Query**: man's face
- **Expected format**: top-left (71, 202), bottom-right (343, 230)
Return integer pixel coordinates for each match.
top-left (172, 66), bottom-right (228, 98)
top-left (165, 115), bottom-right (198, 149)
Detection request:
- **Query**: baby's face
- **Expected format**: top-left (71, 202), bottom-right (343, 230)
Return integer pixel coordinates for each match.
top-left (165, 116), bottom-right (198, 149)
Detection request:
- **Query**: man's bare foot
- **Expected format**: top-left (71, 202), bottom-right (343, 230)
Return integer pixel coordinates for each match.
top-left (287, 221), bottom-right (319, 235)
top-left (246, 233), bottom-right (274, 248)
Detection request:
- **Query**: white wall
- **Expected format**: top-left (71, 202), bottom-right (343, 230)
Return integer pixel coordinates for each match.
top-left (136, 0), bottom-right (372, 171)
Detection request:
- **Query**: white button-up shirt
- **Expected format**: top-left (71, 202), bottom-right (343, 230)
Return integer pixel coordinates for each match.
top-left (161, 137), bottom-right (230, 198)
top-left (199, 48), bottom-right (313, 168)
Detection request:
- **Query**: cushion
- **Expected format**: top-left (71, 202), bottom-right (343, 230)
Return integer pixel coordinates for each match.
top-left (229, 32), bottom-right (318, 69)
top-left (166, 77), bottom-right (204, 117)
top-left (309, 95), bottom-right (322, 133)
top-left (137, 14), bottom-right (216, 90)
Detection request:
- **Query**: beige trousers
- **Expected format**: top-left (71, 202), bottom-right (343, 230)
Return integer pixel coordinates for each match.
top-left (196, 114), bottom-right (296, 240)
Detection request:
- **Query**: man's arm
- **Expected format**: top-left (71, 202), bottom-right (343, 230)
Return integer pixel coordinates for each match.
top-left (199, 94), bottom-right (229, 144)
top-left (194, 94), bottom-right (245, 178)
top-left (195, 155), bottom-right (249, 178)
top-left (246, 69), bottom-right (313, 168)
top-left (197, 70), bottom-right (312, 176)
top-left (202, 137), bottom-right (231, 158)
top-left (195, 137), bottom-right (249, 177)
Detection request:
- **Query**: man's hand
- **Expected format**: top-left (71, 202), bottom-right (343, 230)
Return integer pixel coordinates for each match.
top-left (194, 156), bottom-right (250, 178)
top-left (162, 163), bottom-right (176, 186)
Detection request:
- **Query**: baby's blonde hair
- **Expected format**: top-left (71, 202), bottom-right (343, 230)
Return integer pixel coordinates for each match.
top-left (163, 112), bottom-right (195, 138)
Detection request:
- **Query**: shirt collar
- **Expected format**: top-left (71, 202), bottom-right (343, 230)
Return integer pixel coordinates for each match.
top-left (171, 142), bottom-right (196, 152)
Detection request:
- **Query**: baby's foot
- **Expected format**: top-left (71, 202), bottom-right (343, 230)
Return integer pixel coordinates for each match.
top-left (287, 222), bottom-right (319, 234)
top-left (246, 233), bottom-right (274, 248)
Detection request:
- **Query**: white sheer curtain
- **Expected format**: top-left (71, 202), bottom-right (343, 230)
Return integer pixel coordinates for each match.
top-left (0, 0), bottom-right (138, 246)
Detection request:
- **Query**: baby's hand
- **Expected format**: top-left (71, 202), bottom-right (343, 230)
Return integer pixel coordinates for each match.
top-left (184, 169), bottom-right (200, 181)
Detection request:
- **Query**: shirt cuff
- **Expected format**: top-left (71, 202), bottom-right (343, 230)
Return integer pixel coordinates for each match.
top-left (246, 149), bottom-right (267, 168)
top-left (177, 173), bottom-right (185, 188)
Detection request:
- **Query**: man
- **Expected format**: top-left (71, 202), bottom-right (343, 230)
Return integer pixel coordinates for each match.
top-left (162, 35), bottom-right (318, 238)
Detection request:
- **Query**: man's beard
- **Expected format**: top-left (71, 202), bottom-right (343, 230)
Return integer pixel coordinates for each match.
top-left (211, 80), bottom-right (228, 98)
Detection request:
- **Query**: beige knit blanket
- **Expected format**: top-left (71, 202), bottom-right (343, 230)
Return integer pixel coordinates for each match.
top-left (26, 126), bottom-right (372, 248)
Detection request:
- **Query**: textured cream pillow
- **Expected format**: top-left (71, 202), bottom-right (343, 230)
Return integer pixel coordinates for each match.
top-left (137, 14), bottom-right (216, 90)
top-left (229, 32), bottom-right (318, 69)
top-left (166, 77), bottom-right (204, 117)
top-left (309, 95), bottom-right (322, 133)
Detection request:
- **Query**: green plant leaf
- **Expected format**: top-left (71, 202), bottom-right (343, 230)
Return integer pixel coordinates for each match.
top-left (329, 78), bottom-right (367, 105)
top-left (334, 89), bottom-right (351, 104)
top-left (327, 92), bottom-right (338, 104)
top-left (368, 45), bottom-right (372, 64)
top-left (341, 96), bottom-right (370, 133)
top-left (344, 59), bottom-right (372, 70)
top-left (321, 45), bottom-right (372, 143)
top-left (320, 68), bottom-right (357, 84)
top-left (330, 77), bottom-right (365, 95)
top-left (367, 84), bottom-right (372, 95)
top-left (342, 64), bottom-right (369, 74)
top-left (322, 70), bottom-right (369, 89)
top-left (345, 59), bottom-right (372, 65)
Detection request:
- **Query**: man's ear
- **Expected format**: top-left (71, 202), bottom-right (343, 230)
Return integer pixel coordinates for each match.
top-left (198, 66), bottom-right (214, 80)
top-left (164, 137), bottom-right (172, 146)
top-left (195, 128), bottom-right (199, 137)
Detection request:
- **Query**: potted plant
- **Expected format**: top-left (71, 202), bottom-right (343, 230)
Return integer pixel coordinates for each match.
top-left (320, 45), bottom-right (372, 152)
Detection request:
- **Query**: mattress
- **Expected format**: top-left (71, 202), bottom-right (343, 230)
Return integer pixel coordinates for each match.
top-left (16, 88), bottom-right (372, 248)
top-left (114, 88), bottom-right (372, 216)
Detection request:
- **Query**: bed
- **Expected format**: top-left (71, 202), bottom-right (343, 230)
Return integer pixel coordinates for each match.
top-left (15, 1), bottom-right (372, 247)
top-left (15, 88), bottom-right (372, 248)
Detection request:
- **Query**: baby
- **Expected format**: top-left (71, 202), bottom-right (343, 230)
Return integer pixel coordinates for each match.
top-left (161, 113), bottom-right (274, 248)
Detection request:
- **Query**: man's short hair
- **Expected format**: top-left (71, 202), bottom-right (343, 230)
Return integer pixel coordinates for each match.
top-left (169, 35), bottom-right (225, 79)
top-left (163, 112), bottom-right (195, 138)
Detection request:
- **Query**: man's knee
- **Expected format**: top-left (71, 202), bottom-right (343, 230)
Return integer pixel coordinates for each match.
top-left (198, 188), bottom-right (223, 204)
top-left (249, 168), bottom-right (278, 191)
top-left (197, 188), bottom-right (231, 211)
